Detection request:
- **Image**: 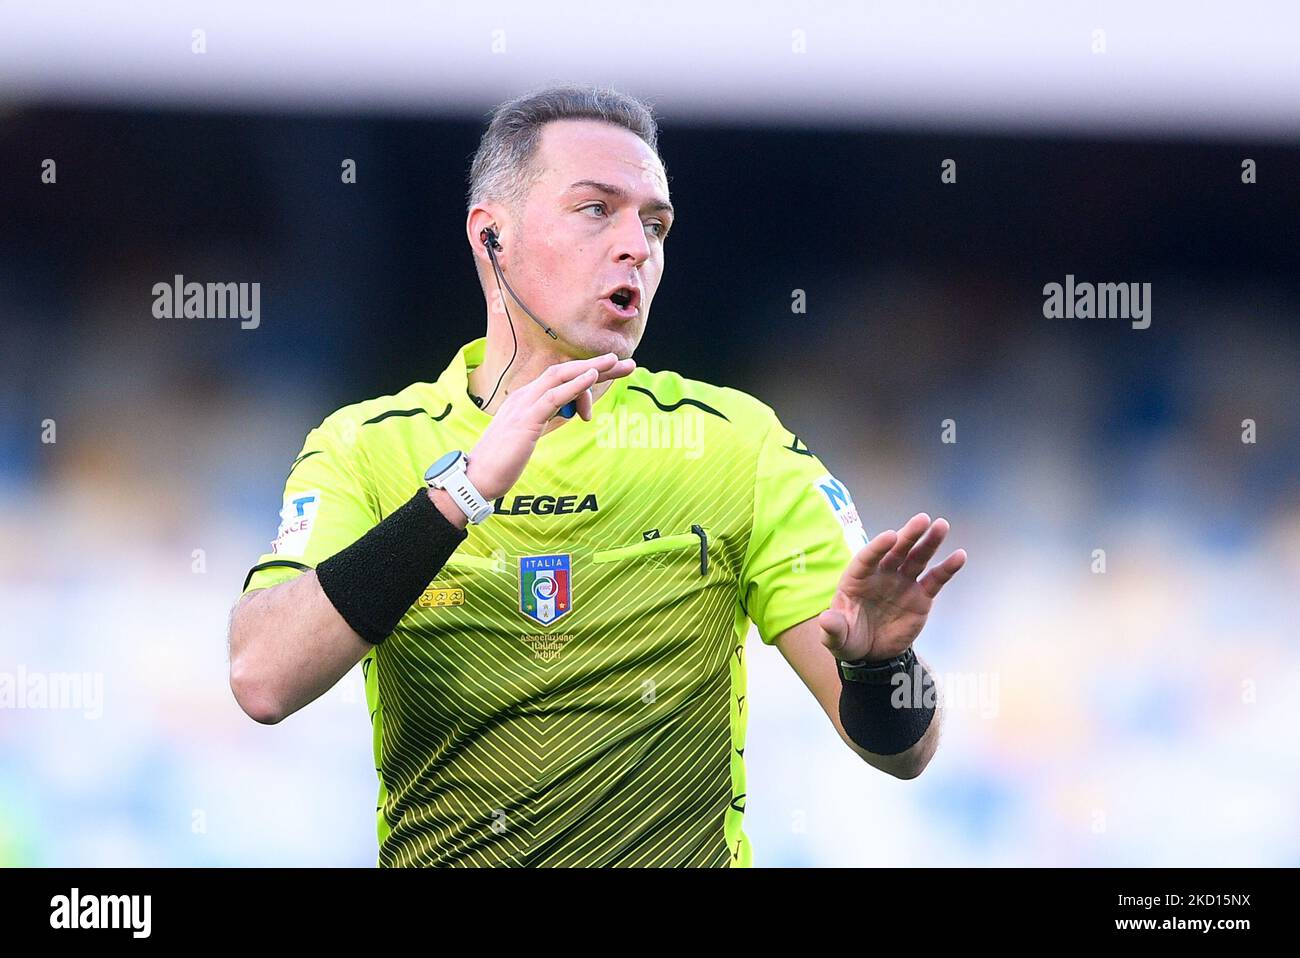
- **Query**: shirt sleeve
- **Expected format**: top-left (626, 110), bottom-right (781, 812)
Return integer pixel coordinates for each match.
top-left (240, 417), bottom-right (381, 597)
top-left (739, 414), bottom-right (871, 645)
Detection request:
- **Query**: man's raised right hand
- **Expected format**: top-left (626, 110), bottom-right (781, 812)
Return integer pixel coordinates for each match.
top-left (460, 352), bottom-right (636, 505)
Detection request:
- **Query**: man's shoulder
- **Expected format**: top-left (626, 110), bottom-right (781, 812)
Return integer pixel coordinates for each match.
top-left (310, 380), bottom-right (444, 443)
top-left (623, 364), bottom-right (779, 442)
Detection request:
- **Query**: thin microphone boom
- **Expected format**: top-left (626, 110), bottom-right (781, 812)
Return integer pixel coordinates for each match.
top-left (478, 227), bottom-right (575, 418)
top-left (482, 227), bottom-right (558, 340)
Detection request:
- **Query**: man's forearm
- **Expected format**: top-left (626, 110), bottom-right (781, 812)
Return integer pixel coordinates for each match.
top-left (842, 694), bottom-right (942, 778)
top-left (838, 652), bottom-right (942, 779)
top-left (228, 571), bottom-right (373, 724)
top-left (229, 488), bottom-right (470, 723)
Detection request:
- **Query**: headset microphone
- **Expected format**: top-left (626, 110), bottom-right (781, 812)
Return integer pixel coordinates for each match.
top-left (481, 227), bottom-right (559, 341)
top-left (477, 226), bottom-right (576, 418)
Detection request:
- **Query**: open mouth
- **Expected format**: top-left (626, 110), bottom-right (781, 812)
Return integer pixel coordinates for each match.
top-left (602, 285), bottom-right (641, 317)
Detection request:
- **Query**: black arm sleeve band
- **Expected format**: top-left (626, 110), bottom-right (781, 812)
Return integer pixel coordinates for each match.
top-left (838, 658), bottom-right (937, 756)
top-left (315, 487), bottom-right (468, 645)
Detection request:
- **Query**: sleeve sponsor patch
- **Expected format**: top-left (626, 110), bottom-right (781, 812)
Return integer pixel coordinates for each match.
top-left (271, 489), bottom-right (321, 556)
top-left (812, 473), bottom-right (869, 553)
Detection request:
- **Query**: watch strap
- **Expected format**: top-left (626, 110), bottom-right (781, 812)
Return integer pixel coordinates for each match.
top-left (838, 646), bottom-right (917, 684)
top-left (426, 453), bottom-right (494, 524)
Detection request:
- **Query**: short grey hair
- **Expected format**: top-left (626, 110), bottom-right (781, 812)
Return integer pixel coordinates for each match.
top-left (466, 83), bottom-right (662, 215)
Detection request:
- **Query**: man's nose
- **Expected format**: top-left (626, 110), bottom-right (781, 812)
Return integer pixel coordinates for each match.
top-left (612, 212), bottom-right (652, 266)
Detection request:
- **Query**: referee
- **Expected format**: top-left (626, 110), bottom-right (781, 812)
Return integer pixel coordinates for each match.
top-left (228, 84), bottom-right (966, 867)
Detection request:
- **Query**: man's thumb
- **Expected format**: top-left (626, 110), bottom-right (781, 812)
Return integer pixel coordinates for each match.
top-left (817, 609), bottom-right (849, 655)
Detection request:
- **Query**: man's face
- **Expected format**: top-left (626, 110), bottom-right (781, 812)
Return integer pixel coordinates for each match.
top-left (491, 119), bottom-right (673, 360)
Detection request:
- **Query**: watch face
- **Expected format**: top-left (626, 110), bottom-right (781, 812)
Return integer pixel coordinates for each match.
top-left (424, 450), bottom-right (463, 484)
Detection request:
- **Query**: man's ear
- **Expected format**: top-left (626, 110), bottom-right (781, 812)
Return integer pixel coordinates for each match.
top-left (466, 206), bottom-right (505, 269)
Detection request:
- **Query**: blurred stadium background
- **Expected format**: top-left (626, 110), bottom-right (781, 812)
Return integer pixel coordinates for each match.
top-left (1, 1), bottom-right (1297, 867)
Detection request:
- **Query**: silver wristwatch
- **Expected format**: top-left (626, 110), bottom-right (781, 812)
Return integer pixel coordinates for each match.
top-left (424, 450), bottom-right (494, 525)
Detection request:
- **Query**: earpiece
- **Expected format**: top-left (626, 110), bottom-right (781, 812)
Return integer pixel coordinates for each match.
top-left (476, 221), bottom-right (571, 417)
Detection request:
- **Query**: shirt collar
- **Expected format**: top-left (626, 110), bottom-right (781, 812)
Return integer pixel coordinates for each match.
top-left (436, 336), bottom-right (630, 428)
top-left (436, 336), bottom-right (478, 395)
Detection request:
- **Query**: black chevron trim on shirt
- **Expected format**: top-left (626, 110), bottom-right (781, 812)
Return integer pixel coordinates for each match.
top-left (242, 559), bottom-right (313, 592)
top-left (626, 385), bottom-right (729, 422)
top-left (362, 402), bottom-right (453, 426)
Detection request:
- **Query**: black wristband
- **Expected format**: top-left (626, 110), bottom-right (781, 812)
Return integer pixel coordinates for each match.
top-left (315, 487), bottom-right (468, 645)
top-left (838, 654), bottom-right (936, 756)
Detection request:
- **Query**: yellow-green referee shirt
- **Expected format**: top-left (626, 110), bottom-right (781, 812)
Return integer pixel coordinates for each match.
top-left (241, 337), bottom-right (870, 867)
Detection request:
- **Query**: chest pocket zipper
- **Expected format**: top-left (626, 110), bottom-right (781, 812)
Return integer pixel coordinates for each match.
top-left (592, 525), bottom-right (710, 576)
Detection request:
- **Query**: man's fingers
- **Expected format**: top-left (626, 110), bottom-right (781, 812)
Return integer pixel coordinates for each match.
top-left (918, 549), bottom-right (967, 598)
top-left (540, 353), bottom-right (620, 389)
top-left (548, 359), bottom-right (636, 421)
top-left (595, 357), bottom-right (636, 383)
top-left (540, 368), bottom-right (600, 420)
top-left (898, 517), bottom-right (950, 579)
top-left (576, 383), bottom-right (595, 421)
top-left (512, 354), bottom-right (614, 406)
top-left (537, 354), bottom-right (635, 391)
top-left (521, 355), bottom-right (635, 412)
top-left (845, 529), bottom-right (899, 580)
top-left (878, 513), bottom-right (930, 572)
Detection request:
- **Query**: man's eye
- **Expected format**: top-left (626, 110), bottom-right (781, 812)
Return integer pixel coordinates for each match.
top-left (580, 202), bottom-right (607, 217)
top-left (646, 221), bottom-right (667, 237)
